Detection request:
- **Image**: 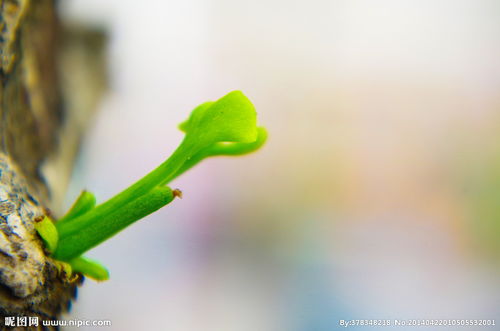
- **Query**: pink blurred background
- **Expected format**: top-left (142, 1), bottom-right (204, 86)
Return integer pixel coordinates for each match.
top-left (61, 1), bottom-right (500, 330)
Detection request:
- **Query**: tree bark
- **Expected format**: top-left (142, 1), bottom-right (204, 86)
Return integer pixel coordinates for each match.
top-left (0, 0), bottom-right (106, 328)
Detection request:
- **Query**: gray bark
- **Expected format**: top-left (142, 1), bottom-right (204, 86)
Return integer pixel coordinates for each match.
top-left (0, 0), bottom-right (106, 328)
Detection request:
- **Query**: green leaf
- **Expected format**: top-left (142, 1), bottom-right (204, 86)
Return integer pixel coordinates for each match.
top-left (155, 90), bottom-right (261, 186)
top-left (35, 216), bottom-right (58, 253)
top-left (179, 90), bottom-right (258, 145)
top-left (169, 127), bottom-right (267, 182)
top-left (57, 190), bottom-right (96, 224)
top-left (69, 256), bottom-right (110, 281)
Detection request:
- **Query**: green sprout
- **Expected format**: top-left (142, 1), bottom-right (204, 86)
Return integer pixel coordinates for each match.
top-left (35, 91), bottom-right (267, 281)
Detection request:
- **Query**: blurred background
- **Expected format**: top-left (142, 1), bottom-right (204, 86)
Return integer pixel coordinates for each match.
top-left (60, 0), bottom-right (500, 330)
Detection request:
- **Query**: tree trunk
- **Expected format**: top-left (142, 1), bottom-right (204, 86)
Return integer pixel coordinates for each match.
top-left (0, 0), bottom-right (106, 328)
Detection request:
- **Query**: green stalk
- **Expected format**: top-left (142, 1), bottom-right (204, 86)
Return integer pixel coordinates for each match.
top-left (55, 139), bottom-right (196, 233)
top-left (69, 256), bottom-right (110, 281)
top-left (53, 186), bottom-right (175, 261)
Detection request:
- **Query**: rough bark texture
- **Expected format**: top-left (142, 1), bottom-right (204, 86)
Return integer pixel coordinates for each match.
top-left (0, 0), bottom-right (106, 329)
